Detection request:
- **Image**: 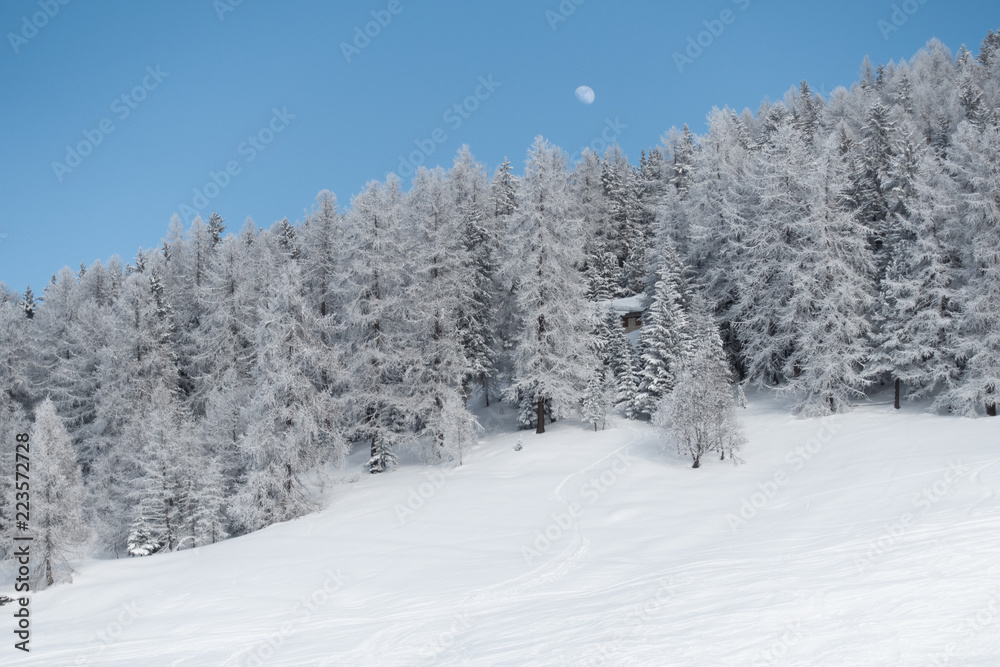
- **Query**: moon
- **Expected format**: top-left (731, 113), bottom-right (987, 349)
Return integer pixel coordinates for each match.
top-left (575, 85), bottom-right (595, 105)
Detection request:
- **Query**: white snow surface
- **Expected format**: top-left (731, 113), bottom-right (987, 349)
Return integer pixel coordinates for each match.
top-left (600, 295), bottom-right (647, 314)
top-left (6, 392), bottom-right (1000, 666)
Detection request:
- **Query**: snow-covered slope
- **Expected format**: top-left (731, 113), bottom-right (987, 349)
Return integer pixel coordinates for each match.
top-left (6, 394), bottom-right (1000, 666)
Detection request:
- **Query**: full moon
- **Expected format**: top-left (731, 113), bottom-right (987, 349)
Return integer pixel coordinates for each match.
top-left (575, 85), bottom-right (595, 105)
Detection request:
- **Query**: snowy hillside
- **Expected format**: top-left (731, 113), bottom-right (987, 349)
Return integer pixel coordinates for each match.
top-left (6, 392), bottom-right (1000, 666)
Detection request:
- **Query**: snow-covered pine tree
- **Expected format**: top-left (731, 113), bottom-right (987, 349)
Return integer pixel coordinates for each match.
top-left (686, 109), bottom-right (751, 366)
top-left (606, 311), bottom-right (640, 420)
top-left (450, 148), bottom-right (501, 406)
top-left (582, 367), bottom-right (612, 432)
top-left (581, 308), bottom-right (613, 431)
top-left (490, 157), bottom-right (521, 387)
top-left (572, 149), bottom-right (611, 277)
top-left (601, 145), bottom-right (646, 296)
top-left (586, 251), bottom-right (621, 301)
top-left (634, 237), bottom-right (691, 419)
top-left (299, 191), bottom-right (344, 322)
top-left (945, 121), bottom-right (1000, 416)
top-left (781, 132), bottom-right (876, 415)
top-left (343, 176), bottom-right (418, 471)
top-left (28, 399), bottom-right (88, 588)
top-left (652, 330), bottom-right (745, 469)
top-left (871, 145), bottom-right (961, 408)
top-left (26, 267), bottom-right (91, 436)
top-left (87, 267), bottom-right (182, 554)
top-left (230, 257), bottom-right (335, 531)
top-left (193, 232), bottom-right (263, 489)
top-left (18, 286), bottom-right (37, 319)
top-left (665, 124), bottom-right (697, 201)
top-left (406, 165), bottom-right (474, 461)
top-left (128, 384), bottom-right (184, 554)
top-left (854, 102), bottom-right (897, 285)
top-left (730, 109), bottom-right (811, 388)
top-left (506, 137), bottom-right (594, 433)
top-left (792, 80), bottom-right (823, 147)
top-left (207, 211), bottom-right (226, 247)
top-left (171, 415), bottom-right (228, 550)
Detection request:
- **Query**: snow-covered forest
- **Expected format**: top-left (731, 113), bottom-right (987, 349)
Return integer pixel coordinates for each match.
top-left (2, 33), bottom-right (999, 577)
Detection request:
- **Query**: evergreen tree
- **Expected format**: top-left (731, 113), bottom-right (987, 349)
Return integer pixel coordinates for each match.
top-left (342, 176), bottom-right (416, 471)
top-left (871, 149), bottom-right (961, 408)
top-left (230, 261), bottom-right (336, 530)
top-left (490, 157), bottom-right (521, 385)
top-left (946, 122), bottom-right (1000, 416)
top-left (128, 384), bottom-right (184, 554)
top-left (634, 238), bottom-right (691, 419)
top-left (582, 367), bottom-right (612, 431)
top-left (450, 148), bottom-right (501, 406)
top-left (28, 399), bottom-right (87, 588)
top-left (506, 137), bottom-right (594, 433)
top-left (207, 211), bottom-right (226, 246)
top-left (407, 166), bottom-right (473, 460)
top-left (653, 334), bottom-right (745, 469)
top-left (783, 134), bottom-right (876, 415)
top-left (731, 111), bottom-right (812, 387)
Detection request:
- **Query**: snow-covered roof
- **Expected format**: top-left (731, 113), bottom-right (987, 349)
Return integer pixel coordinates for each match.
top-left (598, 294), bottom-right (647, 314)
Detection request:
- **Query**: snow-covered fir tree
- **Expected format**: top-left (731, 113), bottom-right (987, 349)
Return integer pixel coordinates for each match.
top-left (27, 399), bottom-right (88, 588)
top-left (506, 137), bottom-right (594, 433)
top-left (653, 325), bottom-right (745, 469)
top-left (342, 176), bottom-right (419, 471)
top-left (634, 237), bottom-right (691, 419)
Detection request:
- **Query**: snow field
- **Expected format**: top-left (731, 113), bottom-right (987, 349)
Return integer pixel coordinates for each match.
top-left (5, 393), bottom-right (1000, 666)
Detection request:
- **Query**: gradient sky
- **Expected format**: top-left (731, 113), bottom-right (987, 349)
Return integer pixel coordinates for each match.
top-left (1, 0), bottom-right (997, 294)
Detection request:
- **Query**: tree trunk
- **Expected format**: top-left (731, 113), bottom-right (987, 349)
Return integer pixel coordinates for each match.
top-left (988, 402), bottom-right (998, 417)
top-left (536, 395), bottom-right (545, 434)
top-left (45, 498), bottom-right (54, 587)
top-left (894, 378), bottom-right (900, 410)
top-left (692, 456), bottom-right (700, 469)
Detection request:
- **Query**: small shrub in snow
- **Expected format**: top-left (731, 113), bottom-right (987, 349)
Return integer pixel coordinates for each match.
top-left (653, 344), bottom-right (746, 468)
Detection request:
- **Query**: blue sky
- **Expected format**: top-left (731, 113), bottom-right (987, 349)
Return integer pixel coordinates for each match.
top-left (0, 0), bottom-right (996, 293)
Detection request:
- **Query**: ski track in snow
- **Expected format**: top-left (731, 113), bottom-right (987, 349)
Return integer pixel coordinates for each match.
top-left (4, 394), bottom-right (1000, 666)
